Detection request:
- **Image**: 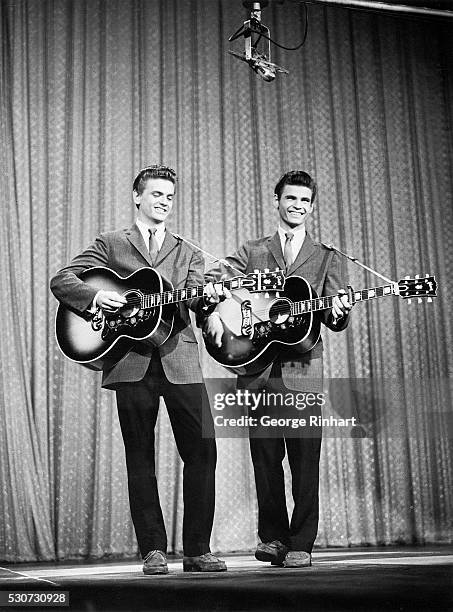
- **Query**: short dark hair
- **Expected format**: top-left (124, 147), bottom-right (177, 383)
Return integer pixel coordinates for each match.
top-left (274, 170), bottom-right (317, 203)
top-left (132, 165), bottom-right (177, 195)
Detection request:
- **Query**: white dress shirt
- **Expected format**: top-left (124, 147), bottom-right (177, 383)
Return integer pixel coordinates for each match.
top-left (135, 219), bottom-right (166, 251)
top-left (277, 225), bottom-right (306, 263)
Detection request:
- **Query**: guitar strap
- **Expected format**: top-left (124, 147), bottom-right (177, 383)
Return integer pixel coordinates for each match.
top-left (172, 232), bottom-right (398, 294)
top-left (172, 232), bottom-right (246, 276)
top-left (321, 242), bottom-right (397, 287)
top-left (319, 247), bottom-right (335, 292)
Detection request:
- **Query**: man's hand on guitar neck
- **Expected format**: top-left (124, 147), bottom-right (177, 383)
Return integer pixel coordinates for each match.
top-left (203, 280), bottom-right (232, 306)
top-left (331, 289), bottom-right (353, 325)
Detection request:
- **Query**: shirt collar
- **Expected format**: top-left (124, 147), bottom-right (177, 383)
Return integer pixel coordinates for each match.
top-left (277, 224), bottom-right (306, 262)
top-left (277, 224), bottom-right (306, 242)
top-left (136, 219), bottom-right (166, 243)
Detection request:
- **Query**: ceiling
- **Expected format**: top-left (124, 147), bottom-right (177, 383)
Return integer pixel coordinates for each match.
top-left (269, 0), bottom-right (453, 18)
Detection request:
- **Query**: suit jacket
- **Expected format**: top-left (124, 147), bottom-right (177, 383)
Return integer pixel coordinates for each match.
top-left (50, 224), bottom-right (204, 388)
top-left (206, 232), bottom-right (349, 392)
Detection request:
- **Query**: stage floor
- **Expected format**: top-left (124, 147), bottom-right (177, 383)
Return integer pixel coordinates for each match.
top-left (1, 546), bottom-right (452, 611)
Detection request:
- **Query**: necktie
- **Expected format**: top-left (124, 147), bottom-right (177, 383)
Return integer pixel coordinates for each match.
top-left (148, 228), bottom-right (159, 265)
top-left (284, 231), bottom-right (294, 271)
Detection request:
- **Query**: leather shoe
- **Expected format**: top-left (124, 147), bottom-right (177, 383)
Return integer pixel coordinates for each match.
top-left (183, 552), bottom-right (227, 572)
top-left (255, 540), bottom-right (288, 564)
top-left (143, 550), bottom-right (168, 575)
top-left (282, 551), bottom-right (312, 568)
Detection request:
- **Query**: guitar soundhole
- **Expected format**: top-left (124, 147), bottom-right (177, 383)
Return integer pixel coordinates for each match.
top-left (268, 299), bottom-right (292, 324)
top-left (121, 291), bottom-right (142, 318)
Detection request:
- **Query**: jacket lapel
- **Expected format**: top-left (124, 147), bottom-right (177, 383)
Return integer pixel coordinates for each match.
top-left (287, 233), bottom-right (316, 276)
top-left (266, 232), bottom-right (286, 272)
top-left (125, 224), bottom-right (180, 267)
top-left (125, 224), bottom-right (152, 265)
top-left (153, 230), bottom-right (179, 267)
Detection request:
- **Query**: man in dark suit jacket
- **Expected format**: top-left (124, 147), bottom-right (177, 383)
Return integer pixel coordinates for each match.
top-left (51, 165), bottom-right (226, 574)
top-left (204, 170), bottom-right (352, 568)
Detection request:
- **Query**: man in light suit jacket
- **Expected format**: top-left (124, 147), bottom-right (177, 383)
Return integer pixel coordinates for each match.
top-left (51, 165), bottom-right (226, 575)
top-left (204, 170), bottom-right (352, 568)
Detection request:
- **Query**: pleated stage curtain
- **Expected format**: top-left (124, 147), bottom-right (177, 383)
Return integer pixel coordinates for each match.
top-left (0, 0), bottom-right (452, 561)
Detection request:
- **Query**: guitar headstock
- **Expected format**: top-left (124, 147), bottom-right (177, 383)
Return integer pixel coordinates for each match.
top-left (397, 275), bottom-right (437, 302)
top-left (232, 269), bottom-right (285, 292)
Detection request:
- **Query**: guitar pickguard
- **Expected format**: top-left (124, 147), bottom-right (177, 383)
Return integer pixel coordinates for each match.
top-left (91, 309), bottom-right (104, 331)
top-left (241, 300), bottom-right (253, 337)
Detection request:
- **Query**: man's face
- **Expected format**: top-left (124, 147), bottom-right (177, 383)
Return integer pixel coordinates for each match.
top-left (134, 178), bottom-right (175, 224)
top-left (274, 184), bottom-right (314, 230)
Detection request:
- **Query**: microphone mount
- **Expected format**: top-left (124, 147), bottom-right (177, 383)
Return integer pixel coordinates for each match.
top-left (228, 1), bottom-right (289, 82)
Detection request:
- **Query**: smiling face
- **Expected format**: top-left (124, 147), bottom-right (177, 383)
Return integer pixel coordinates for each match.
top-left (274, 184), bottom-right (314, 231)
top-left (134, 178), bottom-right (175, 226)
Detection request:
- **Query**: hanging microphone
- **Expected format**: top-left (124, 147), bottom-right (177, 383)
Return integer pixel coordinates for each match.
top-left (228, 50), bottom-right (280, 82)
top-left (228, 1), bottom-right (288, 82)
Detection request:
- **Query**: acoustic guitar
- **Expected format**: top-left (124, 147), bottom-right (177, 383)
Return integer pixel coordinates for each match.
top-left (204, 274), bottom-right (437, 375)
top-left (55, 266), bottom-right (285, 370)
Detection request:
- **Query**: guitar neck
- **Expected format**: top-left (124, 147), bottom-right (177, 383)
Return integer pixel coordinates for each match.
top-left (291, 283), bottom-right (396, 315)
top-left (141, 277), bottom-right (242, 309)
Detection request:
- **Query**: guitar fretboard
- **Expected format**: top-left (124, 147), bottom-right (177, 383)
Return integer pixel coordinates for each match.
top-left (142, 284), bottom-right (206, 309)
top-left (140, 276), bottom-right (263, 309)
top-left (291, 284), bottom-right (395, 315)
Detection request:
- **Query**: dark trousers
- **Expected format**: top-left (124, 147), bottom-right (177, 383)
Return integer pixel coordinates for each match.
top-left (248, 364), bottom-right (322, 553)
top-left (116, 355), bottom-right (217, 558)
top-left (249, 434), bottom-right (321, 553)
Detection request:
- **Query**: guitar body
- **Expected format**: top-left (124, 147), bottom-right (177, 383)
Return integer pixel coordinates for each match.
top-left (55, 267), bottom-right (176, 370)
top-left (206, 275), bottom-right (321, 375)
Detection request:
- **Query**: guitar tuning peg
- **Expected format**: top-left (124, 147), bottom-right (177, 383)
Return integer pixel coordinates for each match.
top-left (428, 297), bottom-right (433, 303)
top-left (418, 298), bottom-right (422, 303)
